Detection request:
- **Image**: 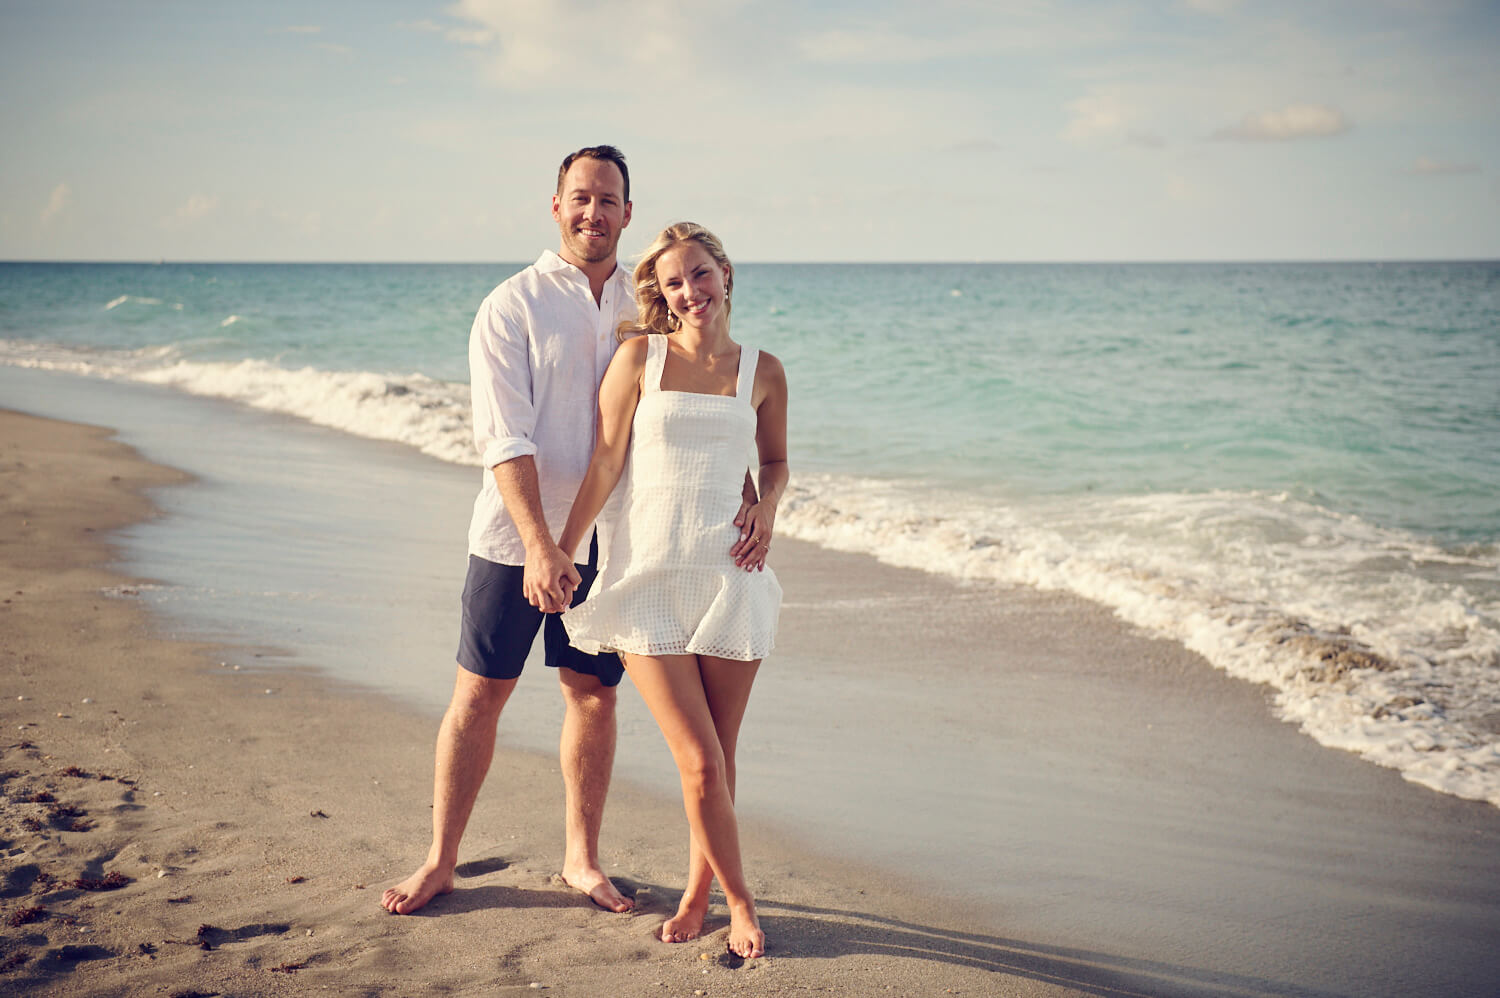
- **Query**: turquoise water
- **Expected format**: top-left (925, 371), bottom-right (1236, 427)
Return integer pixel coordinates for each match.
top-left (746, 261), bottom-right (1500, 541)
top-left (4, 261), bottom-right (1496, 539)
top-left (2, 260), bottom-right (1498, 805)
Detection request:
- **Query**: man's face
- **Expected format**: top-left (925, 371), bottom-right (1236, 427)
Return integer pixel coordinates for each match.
top-left (552, 158), bottom-right (631, 268)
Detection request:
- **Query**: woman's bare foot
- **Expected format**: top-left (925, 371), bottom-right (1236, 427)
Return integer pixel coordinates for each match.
top-left (562, 864), bottom-right (635, 913)
top-left (381, 860), bottom-right (454, 914)
top-left (659, 892), bottom-right (710, 943)
top-left (726, 901), bottom-right (764, 958)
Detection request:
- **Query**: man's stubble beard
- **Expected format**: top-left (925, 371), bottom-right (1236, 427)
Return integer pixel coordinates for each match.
top-left (565, 229), bottom-right (619, 265)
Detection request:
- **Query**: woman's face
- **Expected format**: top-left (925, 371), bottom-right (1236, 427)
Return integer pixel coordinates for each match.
top-left (656, 241), bottom-right (729, 331)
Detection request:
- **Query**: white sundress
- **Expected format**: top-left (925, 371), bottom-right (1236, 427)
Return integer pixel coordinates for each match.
top-left (564, 334), bottom-right (781, 661)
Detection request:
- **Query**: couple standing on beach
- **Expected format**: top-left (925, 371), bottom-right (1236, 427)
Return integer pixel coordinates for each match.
top-left (380, 145), bottom-right (789, 960)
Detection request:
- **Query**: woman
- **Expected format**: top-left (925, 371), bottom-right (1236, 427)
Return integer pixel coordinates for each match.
top-left (557, 222), bottom-right (787, 959)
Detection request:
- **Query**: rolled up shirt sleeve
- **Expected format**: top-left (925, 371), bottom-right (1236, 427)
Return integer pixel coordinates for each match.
top-left (469, 296), bottom-right (539, 469)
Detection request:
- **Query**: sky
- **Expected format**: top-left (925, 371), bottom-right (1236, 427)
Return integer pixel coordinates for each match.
top-left (2, 0), bottom-right (1497, 262)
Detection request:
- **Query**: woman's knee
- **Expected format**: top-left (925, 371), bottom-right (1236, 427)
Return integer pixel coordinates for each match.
top-left (676, 745), bottom-right (726, 798)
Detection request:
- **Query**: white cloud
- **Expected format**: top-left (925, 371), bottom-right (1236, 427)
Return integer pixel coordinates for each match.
top-left (445, 0), bottom-right (722, 90)
top-left (280, 25), bottom-right (322, 34)
top-left (161, 194), bottom-right (220, 230)
top-left (177, 194), bottom-right (219, 222)
top-left (396, 19), bottom-right (444, 33)
top-left (446, 26), bottom-right (497, 46)
top-left (274, 209), bottom-right (323, 239)
top-left (317, 42), bottom-right (353, 57)
top-left (41, 183), bottom-right (71, 223)
top-left (1212, 104), bottom-right (1351, 141)
top-left (794, 7), bottom-right (1125, 65)
top-left (1064, 92), bottom-right (1131, 141)
top-left (797, 27), bottom-right (981, 64)
top-left (1405, 156), bottom-right (1480, 176)
top-left (949, 138), bottom-right (1005, 155)
top-left (1180, 0), bottom-right (1240, 14)
top-left (1166, 174), bottom-right (1201, 201)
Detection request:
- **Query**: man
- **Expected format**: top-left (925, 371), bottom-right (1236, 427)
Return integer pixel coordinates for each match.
top-left (382, 145), bottom-right (638, 915)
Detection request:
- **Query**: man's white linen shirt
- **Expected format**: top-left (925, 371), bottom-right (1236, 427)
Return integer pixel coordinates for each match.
top-left (467, 250), bottom-right (635, 565)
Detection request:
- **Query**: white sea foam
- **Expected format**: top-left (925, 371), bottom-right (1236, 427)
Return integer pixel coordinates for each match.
top-left (103, 295), bottom-right (165, 310)
top-left (776, 475), bottom-right (1500, 806)
top-left (4, 338), bottom-right (1497, 806)
top-left (136, 357), bottom-right (477, 466)
top-left (0, 340), bottom-right (478, 466)
top-left (220, 315), bottom-right (242, 327)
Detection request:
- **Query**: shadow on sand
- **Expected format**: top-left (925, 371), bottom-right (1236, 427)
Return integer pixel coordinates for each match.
top-left (390, 864), bottom-right (1349, 998)
top-left (749, 898), bottom-right (1348, 998)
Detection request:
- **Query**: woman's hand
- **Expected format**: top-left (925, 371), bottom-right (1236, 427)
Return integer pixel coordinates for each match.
top-left (524, 540), bottom-right (581, 613)
top-left (732, 499), bottom-right (777, 571)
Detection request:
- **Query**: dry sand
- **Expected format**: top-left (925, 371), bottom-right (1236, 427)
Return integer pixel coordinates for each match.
top-left (0, 408), bottom-right (1093, 996)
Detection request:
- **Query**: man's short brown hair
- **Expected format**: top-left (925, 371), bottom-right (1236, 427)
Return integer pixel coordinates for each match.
top-left (557, 145), bottom-right (630, 203)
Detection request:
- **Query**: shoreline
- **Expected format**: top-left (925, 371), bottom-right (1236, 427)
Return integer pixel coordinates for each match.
top-left (0, 408), bottom-right (1103, 995)
top-left (3, 399), bottom-right (1499, 997)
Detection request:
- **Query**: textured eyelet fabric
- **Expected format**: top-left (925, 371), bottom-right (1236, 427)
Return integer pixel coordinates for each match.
top-left (564, 335), bottom-right (781, 661)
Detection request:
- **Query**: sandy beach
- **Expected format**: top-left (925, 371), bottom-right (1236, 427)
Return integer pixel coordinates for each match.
top-left (0, 407), bottom-right (1101, 996)
top-left (3, 400), bottom-right (1499, 997)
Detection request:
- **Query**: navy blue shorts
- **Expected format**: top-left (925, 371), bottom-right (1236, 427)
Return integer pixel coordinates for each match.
top-left (456, 536), bottom-right (624, 687)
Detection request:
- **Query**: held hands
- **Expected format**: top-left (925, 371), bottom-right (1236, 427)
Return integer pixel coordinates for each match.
top-left (731, 497), bottom-right (777, 572)
top-left (524, 540), bottom-right (582, 614)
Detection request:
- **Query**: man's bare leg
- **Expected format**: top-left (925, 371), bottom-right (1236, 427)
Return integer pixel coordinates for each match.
top-left (557, 666), bottom-right (634, 912)
top-left (382, 666), bottom-right (517, 915)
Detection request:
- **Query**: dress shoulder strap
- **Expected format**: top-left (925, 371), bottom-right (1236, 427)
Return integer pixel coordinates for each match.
top-left (643, 334), bottom-right (667, 393)
top-left (735, 346), bottom-right (759, 402)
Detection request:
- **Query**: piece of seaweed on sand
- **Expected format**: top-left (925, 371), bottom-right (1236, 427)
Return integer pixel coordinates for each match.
top-left (72, 871), bottom-right (130, 891)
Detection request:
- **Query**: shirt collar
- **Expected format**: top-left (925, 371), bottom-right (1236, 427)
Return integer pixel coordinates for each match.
top-left (535, 249), bottom-right (630, 293)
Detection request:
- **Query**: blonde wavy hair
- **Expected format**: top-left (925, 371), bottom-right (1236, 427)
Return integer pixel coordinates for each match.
top-left (618, 222), bottom-right (734, 341)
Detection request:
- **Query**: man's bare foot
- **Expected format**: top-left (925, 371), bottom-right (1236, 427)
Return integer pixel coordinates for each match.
top-left (726, 901), bottom-right (764, 959)
top-left (561, 866), bottom-right (634, 913)
top-left (659, 893), bottom-right (709, 943)
top-left (381, 861), bottom-right (454, 915)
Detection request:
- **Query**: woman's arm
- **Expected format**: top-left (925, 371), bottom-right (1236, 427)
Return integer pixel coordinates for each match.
top-left (556, 336), bottom-right (649, 563)
top-left (733, 351), bottom-right (789, 571)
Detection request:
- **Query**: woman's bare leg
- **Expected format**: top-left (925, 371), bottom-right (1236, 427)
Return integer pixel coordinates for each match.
top-left (661, 655), bottom-right (760, 943)
top-left (623, 652), bottom-right (764, 958)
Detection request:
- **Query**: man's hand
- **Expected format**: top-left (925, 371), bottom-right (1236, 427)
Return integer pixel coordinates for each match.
top-left (524, 540), bottom-right (582, 613)
top-left (731, 498), bottom-right (777, 572)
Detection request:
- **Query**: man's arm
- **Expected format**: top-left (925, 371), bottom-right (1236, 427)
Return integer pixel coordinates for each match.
top-left (492, 456), bottom-right (580, 614)
top-left (469, 294), bottom-right (577, 612)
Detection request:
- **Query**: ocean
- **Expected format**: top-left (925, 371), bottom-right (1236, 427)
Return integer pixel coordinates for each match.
top-left (2, 259), bottom-right (1497, 808)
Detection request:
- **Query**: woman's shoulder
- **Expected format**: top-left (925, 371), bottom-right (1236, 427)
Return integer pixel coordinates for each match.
top-left (751, 347), bottom-right (786, 382)
top-left (612, 333), bottom-right (653, 365)
top-left (750, 347), bottom-right (787, 407)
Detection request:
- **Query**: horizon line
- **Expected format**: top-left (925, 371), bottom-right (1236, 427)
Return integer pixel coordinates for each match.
top-left (3, 256), bottom-right (1498, 266)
